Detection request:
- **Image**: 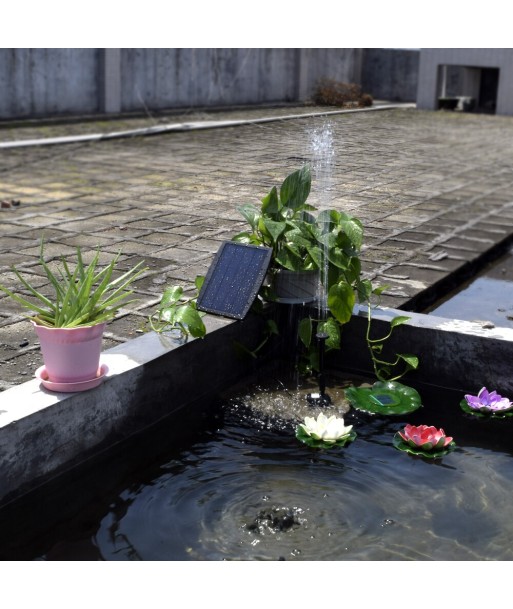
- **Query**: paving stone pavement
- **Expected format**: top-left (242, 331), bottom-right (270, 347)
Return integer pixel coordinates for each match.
top-left (2, 104), bottom-right (513, 390)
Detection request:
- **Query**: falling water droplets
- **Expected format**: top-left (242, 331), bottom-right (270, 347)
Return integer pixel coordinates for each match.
top-left (309, 121), bottom-right (335, 199)
top-left (309, 120), bottom-right (335, 320)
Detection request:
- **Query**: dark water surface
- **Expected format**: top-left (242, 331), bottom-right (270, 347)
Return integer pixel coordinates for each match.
top-left (2, 373), bottom-right (513, 561)
top-left (426, 247), bottom-right (513, 327)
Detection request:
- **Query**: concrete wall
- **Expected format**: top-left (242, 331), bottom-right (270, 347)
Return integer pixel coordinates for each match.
top-left (361, 48), bottom-right (419, 102)
top-left (120, 48), bottom-right (300, 110)
top-left (417, 49), bottom-right (513, 115)
top-left (0, 48), bottom-right (417, 121)
top-left (0, 49), bottom-right (101, 118)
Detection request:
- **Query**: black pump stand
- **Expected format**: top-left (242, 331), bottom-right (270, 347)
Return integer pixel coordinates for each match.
top-left (307, 331), bottom-right (332, 407)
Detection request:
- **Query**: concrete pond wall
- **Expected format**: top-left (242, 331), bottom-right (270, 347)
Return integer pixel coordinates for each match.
top-left (1, 302), bottom-right (512, 510)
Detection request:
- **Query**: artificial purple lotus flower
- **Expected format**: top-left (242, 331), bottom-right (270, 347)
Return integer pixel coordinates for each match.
top-left (398, 424), bottom-right (453, 451)
top-left (464, 387), bottom-right (513, 414)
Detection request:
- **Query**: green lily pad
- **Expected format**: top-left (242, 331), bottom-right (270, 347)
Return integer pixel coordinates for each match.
top-left (393, 433), bottom-right (456, 459)
top-left (345, 381), bottom-right (422, 416)
top-left (295, 426), bottom-right (357, 449)
top-left (459, 398), bottom-right (513, 419)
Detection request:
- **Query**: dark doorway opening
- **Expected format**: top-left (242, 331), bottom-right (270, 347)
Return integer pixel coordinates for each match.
top-left (478, 68), bottom-right (500, 114)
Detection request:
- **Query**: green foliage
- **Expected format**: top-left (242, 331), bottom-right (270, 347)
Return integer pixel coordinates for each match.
top-left (0, 240), bottom-right (147, 328)
top-left (232, 166), bottom-right (365, 281)
top-left (365, 291), bottom-right (419, 382)
top-left (233, 166), bottom-right (420, 381)
top-left (232, 318), bottom-right (279, 360)
top-left (148, 275), bottom-right (206, 339)
top-left (233, 165), bottom-right (370, 374)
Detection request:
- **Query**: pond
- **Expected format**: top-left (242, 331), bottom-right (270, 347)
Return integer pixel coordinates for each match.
top-left (425, 246), bottom-right (513, 328)
top-left (3, 368), bottom-right (513, 561)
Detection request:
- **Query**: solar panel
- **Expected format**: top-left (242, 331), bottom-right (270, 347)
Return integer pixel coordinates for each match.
top-left (196, 241), bottom-right (273, 320)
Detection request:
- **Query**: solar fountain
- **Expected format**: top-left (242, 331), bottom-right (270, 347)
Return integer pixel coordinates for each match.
top-left (2, 125), bottom-right (513, 561)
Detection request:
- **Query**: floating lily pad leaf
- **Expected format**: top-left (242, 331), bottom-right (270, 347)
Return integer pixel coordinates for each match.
top-left (393, 433), bottom-right (456, 459)
top-left (295, 426), bottom-right (357, 449)
top-left (345, 381), bottom-right (422, 416)
top-left (459, 399), bottom-right (513, 419)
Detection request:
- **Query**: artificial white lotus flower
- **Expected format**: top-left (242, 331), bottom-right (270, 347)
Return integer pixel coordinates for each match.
top-left (299, 412), bottom-right (353, 444)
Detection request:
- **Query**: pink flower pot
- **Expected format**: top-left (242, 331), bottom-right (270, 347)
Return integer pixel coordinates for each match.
top-left (32, 322), bottom-right (106, 383)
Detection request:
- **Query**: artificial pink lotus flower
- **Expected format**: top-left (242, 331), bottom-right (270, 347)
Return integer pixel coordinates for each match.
top-left (398, 424), bottom-right (453, 451)
top-left (464, 387), bottom-right (512, 413)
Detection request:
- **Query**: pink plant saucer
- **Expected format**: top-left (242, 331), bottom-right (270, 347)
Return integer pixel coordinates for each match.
top-left (35, 363), bottom-right (109, 393)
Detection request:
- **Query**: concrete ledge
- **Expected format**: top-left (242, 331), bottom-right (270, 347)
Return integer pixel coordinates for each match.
top-left (334, 305), bottom-right (513, 394)
top-left (0, 312), bottom-right (267, 508)
top-left (2, 302), bottom-right (513, 508)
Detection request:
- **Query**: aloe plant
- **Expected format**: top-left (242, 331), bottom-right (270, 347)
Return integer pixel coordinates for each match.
top-left (0, 240), bottom-right (147, 328)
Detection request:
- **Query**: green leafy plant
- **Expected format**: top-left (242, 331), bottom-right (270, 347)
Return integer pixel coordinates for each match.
top-left (148, 275), bottom-right (207, 339)
top-left (232, 165), bottom-right (317, 272)
top-left (232, 166), bottom-right (420, 385)
top-left (233, 165), bottom-right (370, 373)
top-left (365, 286), bottom-right (419, 382)
top-left (233, 318), bottom-right (279, 359)
top-left (0, 240), bottom-right (147, 328)
top-left (342, 289), bottom-right (421, 417)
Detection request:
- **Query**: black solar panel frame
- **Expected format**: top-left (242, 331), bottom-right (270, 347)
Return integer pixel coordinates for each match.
top-left (196, 241), bottom-right (273, 320)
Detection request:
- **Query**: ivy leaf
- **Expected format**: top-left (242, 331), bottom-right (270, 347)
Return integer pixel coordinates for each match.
top-left (326, 246), bottom-right (351, 270)
top-left (237, 204), bottom-right (260, 231)
top-left (174, 305), bottom-right (206, 338)
top-left (305, 244), bottom-right (324, 269)
top-left (356, 279), bottom-right (373, 303)
top-left (397, 354), bottom-right (419, 369)
top-left (261, 186), bottom-right (281, 216)
top-left (195, 275), bottom-right (205, 292)
top-left (318, 317), bottom-right (340, 350)
top-left (280, 166), bottom-right (311, 211)
top-left (340, 217), bottom-right (363, 249)
top-left (161, 286), bottom-right (183, 307)
top-left (372, 284), bottom-right (389, 295)
top-left (231, 231), bottom-right (254, 244)
top-left (262, 218), bottom-right (287, 244)
top-left (316, 209), bottom-right (340, 229)
top-left (390, 316), bottom-right (411, 328)
top-left (298, 317), bottom-right (312, 348)
top-left (274, 244), bottom-right (304, 271)
top-left (159, 305), bottom-right (176, 323)
top-left (284, 227), bottom-right (312, 249)
top-left (327, 282), bottom-right (355, 324)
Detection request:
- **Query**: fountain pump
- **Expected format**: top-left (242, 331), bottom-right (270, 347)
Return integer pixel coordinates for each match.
top-left (307, 331), bottom-right (332, 407)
